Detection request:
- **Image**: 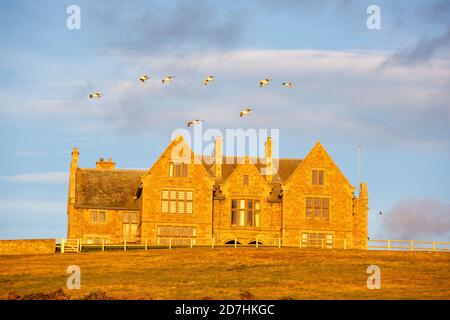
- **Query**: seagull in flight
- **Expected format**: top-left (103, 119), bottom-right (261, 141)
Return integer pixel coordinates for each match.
top-left (139, 75), bottom-right (150, 83)
top-left (240, 108), bottom-right (253, 117)
top-left (204, 75), bottom-right (215, 86)
top-left (162, 76), bottom-right (174, 84)
top-left (89, 92), bottom-right (102, 99)
top-left (187, 119), bottom-right (203, 127)
top-left (282, 82), bottom-right (293, 88)
top-left (259, 78), bottom-right (271, 88)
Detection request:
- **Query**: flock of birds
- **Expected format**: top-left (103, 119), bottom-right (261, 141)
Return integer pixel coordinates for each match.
top-left (88, 73), bottom-right (384, 236)
top-left (88, 75), bottom-right (295, 127)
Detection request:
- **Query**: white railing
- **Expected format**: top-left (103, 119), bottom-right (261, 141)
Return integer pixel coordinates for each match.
top-left (368, 239), bottom-right (450, 252)
top-left (56, 237), bottom-right (450, 253)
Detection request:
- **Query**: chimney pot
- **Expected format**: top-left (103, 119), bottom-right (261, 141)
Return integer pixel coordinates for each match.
top-left (96, 157), bottom-right (115, 170)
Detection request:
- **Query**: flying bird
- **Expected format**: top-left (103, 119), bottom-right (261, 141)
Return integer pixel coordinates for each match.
top-left (187, 119), bottom-right (203, 127)
top-left (162, 76), bottom-right (174, 84)
top-left (240, 108), bottom-right (253, 117)
top-left (259, 78), bottom-right (271, 88)
top-left (204, 75), bottom-right (215, 86)
top-left (89, 93), bottom-right (102, 99)
top-left (139, 75), bottom-right (150, 83)
top-left (282, 82), bottom-right (294, 88)
top-left (379, 211), bottom-right (383, 215)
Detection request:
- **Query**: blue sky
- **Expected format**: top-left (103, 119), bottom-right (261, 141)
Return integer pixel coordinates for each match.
top-left (0, 0), bottom-right (449, 240)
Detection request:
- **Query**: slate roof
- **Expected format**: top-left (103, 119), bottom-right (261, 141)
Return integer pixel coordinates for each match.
top-left (74, 157), bottom-right (302, 209)
top-left (75, 169), bottom-right (147, 210)
top-left (201, 156), bottom-right (302, 183)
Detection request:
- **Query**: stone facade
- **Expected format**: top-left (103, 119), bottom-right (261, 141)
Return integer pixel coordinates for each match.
top-left (66, 136), bottom-right (368, 249)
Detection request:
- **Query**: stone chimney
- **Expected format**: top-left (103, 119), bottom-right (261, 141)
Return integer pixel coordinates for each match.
top-left (265, 137), bottom-right (273, 182)
top-left (68, 147), bottom-right (79, 205)
top-left (96, 157), bottom-right (116, 170)
top-left (214, 136), bottom-right (223, 179)
top-left (353, 182), bottom-right (369, 249)
top-left (359, 182), bottom-right (368, 200)
top-left (71, 147), bottom-right (79, 168)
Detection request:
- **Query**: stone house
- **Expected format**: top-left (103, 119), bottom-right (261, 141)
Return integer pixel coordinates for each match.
top-left (66, 135), bottom-right (368, 249)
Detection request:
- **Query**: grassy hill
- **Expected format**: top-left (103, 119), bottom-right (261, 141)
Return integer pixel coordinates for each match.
top-left (0, 247), bottom-right (449, 299)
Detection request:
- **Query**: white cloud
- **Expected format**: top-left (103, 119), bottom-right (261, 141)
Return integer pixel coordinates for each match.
top-left (380, 198), bottom-right (450, 241)
top-left (0, 200), bottom-right (65, 213)
top-left (14, 150), bottom-right (70, 156)
top-left (2, 172), bottom-right (69, 184)
top-left (1, 49), bottom-right (449, 150)
top-left (0, 200), bottom-right (67, 239)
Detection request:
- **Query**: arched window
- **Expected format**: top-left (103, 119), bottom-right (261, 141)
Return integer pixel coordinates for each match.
top-left (225, 240), bottom-right (241, 245)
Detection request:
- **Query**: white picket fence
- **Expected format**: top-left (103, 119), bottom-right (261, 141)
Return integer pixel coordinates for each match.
top-left (57, 237), bottom-right (450, 253)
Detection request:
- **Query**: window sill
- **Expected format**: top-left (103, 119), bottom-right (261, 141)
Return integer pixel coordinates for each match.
top-left (161, 212), bottom-right (193, 215)
top-left (230, 226), bottom-right (261, 230)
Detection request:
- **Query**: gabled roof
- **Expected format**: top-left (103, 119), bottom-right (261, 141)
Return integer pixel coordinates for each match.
top-left (284, 141), bottom-right (354, 189)
top-left (75, 168), bottom-right (146, 210)
top-left (202, 156), bottom-right (302, 183)
top-left (72, 140), bottom-right (353, 209)
top-left (143, 135), bottom-right (211, 179)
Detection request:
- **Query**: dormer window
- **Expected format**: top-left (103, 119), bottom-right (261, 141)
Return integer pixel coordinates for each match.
top-left (312, 170), bottom-right (324, 185)
top-left (169, 162), bottom-right (188, 178)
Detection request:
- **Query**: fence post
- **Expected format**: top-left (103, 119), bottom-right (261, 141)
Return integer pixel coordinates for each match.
top-left (78, 239), bottom-right (81, 252)
top-left (190, 238), bottom-right (193, 248)
top-left (321, 239), bottom-right (324, 249)
top-left (234, 237), bottom-right (237, 248)
top-left (432, 241), bottom-right (435, 252)
top-left (102, 239), bottom-right (105, 252)
top-left (387, 240), bottom-right (391, 251)
top-left (61, 238), bottom-right (65, 254)
top-left (124, 238), bottom-right (127, 251)
top-left (278, 238), bottom-right (281, 249)
top-left (211, 236), bottom-right (215, 248)
top-left (256, 238), bottom-right (259, 249)
top-left (344, 239), bottom-right (347, 250)
top-left (169, 238), bottom-right (172, 250)
top-left (299, 239), bottom-right (301, 249)
top-left (410, 240), bottom-right (413, 251)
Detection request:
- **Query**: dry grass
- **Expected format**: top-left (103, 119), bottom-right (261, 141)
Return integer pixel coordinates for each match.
top-left (0, 247), bottom-right (449, 300)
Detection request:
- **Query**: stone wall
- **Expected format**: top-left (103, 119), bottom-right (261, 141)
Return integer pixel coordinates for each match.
top-left (0, 239), bottom-right (55, 256)
top-left (282, 142), bottom-right (358, 247)
top-left (140, 137), bottom-right (215, 242)
top-left (71, 208), bottom-right (129, 240)
top-left (213, 161), bottom-right (281, 245)
top-left (66, 138), bottom-right (369, 250)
